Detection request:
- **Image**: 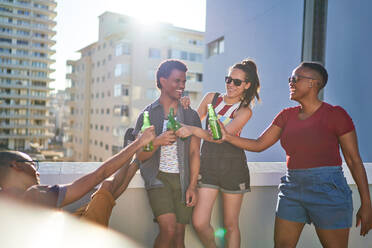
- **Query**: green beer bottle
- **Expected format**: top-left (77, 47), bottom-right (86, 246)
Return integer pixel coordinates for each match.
top-left (207, 104), bottom-right (222, 140)
top-left (141, 111), bottom-right (153, 151)
top-left (167, 107), bottom-right (186, 140)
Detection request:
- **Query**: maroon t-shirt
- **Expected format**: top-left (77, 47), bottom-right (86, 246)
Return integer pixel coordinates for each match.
top-left (272, 102), bottom-right (355, 169)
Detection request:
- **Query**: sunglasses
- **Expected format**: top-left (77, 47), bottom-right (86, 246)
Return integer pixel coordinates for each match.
top-left (16, 159), bottom-right (40, 171)
top-left (288, 75), bottom-right (317, 84)
top-left (225, 76), bottom-right (245, 86)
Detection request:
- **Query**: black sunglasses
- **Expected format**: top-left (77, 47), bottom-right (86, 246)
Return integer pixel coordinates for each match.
top-left (225, 76), bottom-right (245, 86)
top-left (288, 75), bottom-right (317, 84)
top-left (16, 159), bottom-right (39, 171)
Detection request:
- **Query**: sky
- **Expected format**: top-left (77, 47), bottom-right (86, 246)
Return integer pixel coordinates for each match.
top-left (52, 0), bottom-right (206, 91)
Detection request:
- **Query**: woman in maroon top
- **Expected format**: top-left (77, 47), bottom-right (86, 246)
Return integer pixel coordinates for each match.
top-left (220, 62), bottom-right (372, 247)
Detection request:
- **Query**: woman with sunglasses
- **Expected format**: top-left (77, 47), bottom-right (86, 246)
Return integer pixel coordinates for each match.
top-left (177, 59), bottom-right (260, 247)
top-left (217, 62), bottom-right (372, 247)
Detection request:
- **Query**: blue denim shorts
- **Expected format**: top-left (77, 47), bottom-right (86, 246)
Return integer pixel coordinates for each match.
top-left (276, 166), bottom-right (353, 229)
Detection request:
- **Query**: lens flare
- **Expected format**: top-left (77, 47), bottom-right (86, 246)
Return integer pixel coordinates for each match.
top-left (214, 227), bottom-right (226, 239)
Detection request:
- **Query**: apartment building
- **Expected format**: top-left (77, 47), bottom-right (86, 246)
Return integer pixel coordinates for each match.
top-left (64, 12), bottom-right (204, 162)
top-left (0, 0), bottom-right (56, 150)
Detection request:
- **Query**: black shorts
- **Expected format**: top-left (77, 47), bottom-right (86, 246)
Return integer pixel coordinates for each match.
top-left (198, 153), bottom-right (250, 194)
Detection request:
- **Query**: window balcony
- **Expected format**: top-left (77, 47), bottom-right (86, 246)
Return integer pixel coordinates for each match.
top-left (0, 52), bottom-right (55, 63)
top-left (0, 82), bottom-right (51, 91)
top-left (0, 72), bottom-right (54, 82)
top-left (0, 9), bottom-right (56, 27)
top-left (0, 20), bottom-right (56, 36)
top-left (0, 132), bottom-right (52, 138)
top-left (0, 63), bottom-right (55, 73)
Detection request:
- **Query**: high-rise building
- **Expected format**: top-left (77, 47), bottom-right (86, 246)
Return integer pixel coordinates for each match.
top-left (64, 12), bottom-right (204, 162)
top-left (0, 0), bottom-right (57, 150)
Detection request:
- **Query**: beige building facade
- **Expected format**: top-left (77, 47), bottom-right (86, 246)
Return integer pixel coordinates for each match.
top-left (0, 0), bottom-right (56, 150)
top-left (64, 12), bottom-right (204, 162)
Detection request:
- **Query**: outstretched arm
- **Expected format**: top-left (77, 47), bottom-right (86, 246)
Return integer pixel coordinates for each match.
top-left (60, 126), bottom-right (155, 207)
top-left (339, 130), bottom-right (372, 236)
top-left (111, 160), bottom-right (139, 199)
top-left (224, 123), bottom-right (282, 152)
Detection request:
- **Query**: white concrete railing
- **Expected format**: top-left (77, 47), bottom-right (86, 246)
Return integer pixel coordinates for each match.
top-left (37, 162), bottom-right (372, 247)
top-left (39, 162), bottom-right (372, 187)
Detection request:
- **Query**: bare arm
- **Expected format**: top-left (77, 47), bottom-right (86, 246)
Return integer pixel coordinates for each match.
top-left (186, 135), bottom-right (201, 207)
top-left (224, 124), bottom-right (282, 152)
top-left (177, 94), bottom-right (252, 141)
top-left (339, 130), bottom-right (372, 236)
top-left (60, 126), bottom-right (155, 207)
top-left (111, 160), bottom-right (139, 199)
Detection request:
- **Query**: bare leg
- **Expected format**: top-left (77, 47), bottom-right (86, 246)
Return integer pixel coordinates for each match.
top-left (315, 227), bottom-right (350, 248)
top-left (154, 213), bottom-right (177, 248)
top-left (174, 223), bottom-right (186, 248)
top-left (192, 188), bottom-right (219, 248)
top-left (274, 216), bottom-right (305, 248)
top-left (222, 192), bottom-right (244, 248)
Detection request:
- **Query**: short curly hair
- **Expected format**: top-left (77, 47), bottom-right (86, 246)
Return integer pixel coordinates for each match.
top-left (156, 59), bottom-right (188, 89)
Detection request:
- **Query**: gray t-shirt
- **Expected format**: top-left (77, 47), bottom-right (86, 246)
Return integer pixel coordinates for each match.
top-left (23, 184), bottom-right (67, 208)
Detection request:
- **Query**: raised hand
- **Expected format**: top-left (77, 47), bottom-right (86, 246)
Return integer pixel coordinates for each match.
top-left (175, 125), bottom-right (193, 138)
top-left (206, 120), bottom-right (226, 144)
top-left (180, 96), bottom-right (191, 109)
top-left (137, 125), bottom-right (155, 146)
top-left (155, 130), bottom-right (177, 146)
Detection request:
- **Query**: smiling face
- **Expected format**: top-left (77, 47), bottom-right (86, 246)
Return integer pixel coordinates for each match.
top-left (225, 68), bottom-right (251, 99)
top-left (160, 69), bottom-right (186, 101)
top-left (288, 66), bottom-right (318, 101)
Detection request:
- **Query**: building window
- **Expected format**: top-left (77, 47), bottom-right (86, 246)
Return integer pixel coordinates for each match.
top-left (189, 53), bottom-right (203, 62)
top-left (208, 37), bottom-right (224, 57)
top-left (187, 72), bottom-right (203, 82)
top-left (149, 48), bottom-right (161, 59)
top-left (114, 64), bottom-right (130, 77)
top-left (113, 105), bottom-right (129, 117)
top-left (115, 42), bottom-right (131, 56)
top-left (189, 39), bottom-right (203, 46)
top-left (146, 88), bottom-right (160, 100)
top-left (112, 126), bottom-right (126, 137)
top-left (112, 145), bottom-right (121, 155)
top-left (114, 84), bottom-right (129, 96)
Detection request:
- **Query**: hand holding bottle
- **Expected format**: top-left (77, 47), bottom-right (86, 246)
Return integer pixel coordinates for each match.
top-left (137, 125), bottom-right (156, 147)
top-left (175, 124), bottom-right (193, 138)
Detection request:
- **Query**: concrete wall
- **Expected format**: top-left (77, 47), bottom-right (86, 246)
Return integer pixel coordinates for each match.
top-left (205, 0), bottom-right (372, 163)
top-left (204, 0), bottom-right (304, 162)
top-left (40, 162), bottom-right (372, 247)
top-left (324, 1), bottom-right (372, 162)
